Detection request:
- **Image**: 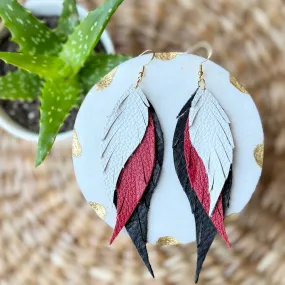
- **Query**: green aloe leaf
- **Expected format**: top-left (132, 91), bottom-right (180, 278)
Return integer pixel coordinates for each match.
top-left (56, 0), bottom-right (80, 40)
top-left (0, 0), bottom-right (61, 56)
top-left (60, 0), bottom-right (123, 76)
top-left (0, 69), bottom-right (41, 101)
top-left (79, 54), bottom-right (130, 92)
top-left (0, 52), bottom-right (71, 79)
top-left (35, 77), bottom-right (80, 166)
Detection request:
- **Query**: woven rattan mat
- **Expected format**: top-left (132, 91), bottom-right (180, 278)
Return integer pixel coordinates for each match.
top-left (1, 0), bottom-right (284, 284)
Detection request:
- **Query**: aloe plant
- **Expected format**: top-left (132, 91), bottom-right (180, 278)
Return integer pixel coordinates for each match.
top-left (0, 0), bottom-right (129, 166)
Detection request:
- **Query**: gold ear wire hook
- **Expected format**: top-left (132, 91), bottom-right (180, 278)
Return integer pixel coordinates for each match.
top-left (185, 41), bottom-right (213, 90)
top-left (135, 50), bottom-right (156, 88)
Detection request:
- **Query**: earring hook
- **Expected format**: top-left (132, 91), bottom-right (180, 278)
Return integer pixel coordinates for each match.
top-left (135, 50), bottom-right (156, 88)
top-left (185, 41), bottom-right (213, 64)
top-left (139, 49), bottom-right (156, 66)
top-left (186, 41), bottom-right (213, 90)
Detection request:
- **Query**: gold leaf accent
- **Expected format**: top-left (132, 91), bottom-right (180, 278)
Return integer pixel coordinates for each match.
top-left (72, 130), bottom-right (82, 157)
top-left (89, 202), bottom-right (106, 219)
top-left (156, 236), bottom-right (181, 246)
top-left (155, 52), bottom-right (180, 61)
top-left (254, 143), bottom-right (264, 168)
top-left (230, 75), bottom-right (249, 94)
top-left (96, 67), bottom-right (118, 91)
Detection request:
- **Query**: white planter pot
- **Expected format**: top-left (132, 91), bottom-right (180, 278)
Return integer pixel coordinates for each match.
top-left (0, 0), bottom-right (115, 142)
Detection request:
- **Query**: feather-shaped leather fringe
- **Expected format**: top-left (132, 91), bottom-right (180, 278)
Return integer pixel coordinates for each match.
top-left (109, 109), bottom-right (155, 243)
top-left (114, 104), bottom-right (164, 277)
top-left (184, 120), bottom-right (230, 247)
top-left (101, 86), bottom-right (150, 205)
top-left (173, 89), bottom-right (233, 283)
top-left (188, 88), bottom-right (234, 216)
top-left (102, 85), bottom-right (163, 277)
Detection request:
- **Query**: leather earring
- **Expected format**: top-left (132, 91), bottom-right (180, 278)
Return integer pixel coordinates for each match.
top-left (173, 43), bottom-right (234, 283)
top-left (73, 44), bottom-right (263, 281)
top-left (101, 51), bottom-right (164, 277)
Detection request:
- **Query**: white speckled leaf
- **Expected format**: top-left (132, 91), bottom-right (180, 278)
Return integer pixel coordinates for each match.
top-left (0, 53), bottom-right (71, 79)
top-left (101, 85), bottom-right (149, 203)
top-left (0, 0), bottom-right (61, 56)
top-left (189, 88), bottom-right (234, 216)
top-left (59, 0), bottom-right (123, 75)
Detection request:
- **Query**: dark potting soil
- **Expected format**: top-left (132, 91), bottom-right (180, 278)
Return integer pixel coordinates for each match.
top-left (0, 16), bottom-right (106, 134)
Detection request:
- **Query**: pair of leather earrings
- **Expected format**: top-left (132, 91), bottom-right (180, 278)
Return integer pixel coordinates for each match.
top-left (101, 44), bottom-right (234, 282)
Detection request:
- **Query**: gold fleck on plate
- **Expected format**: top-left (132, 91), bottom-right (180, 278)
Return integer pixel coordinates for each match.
top-left (89, 202), bottom-right (106, 219)
top-left (96, 67), bottom-right (118, 91)
top-left (72, 130), bottom-right (82, 157)
top-left (230, 74), bottom-right (249, 94)
top-left (155, 52), bottom-right (180, 61)
top-left (156, 236), bottom-right (181, 246)
top-left (254, 143), bottom-right (264, 167)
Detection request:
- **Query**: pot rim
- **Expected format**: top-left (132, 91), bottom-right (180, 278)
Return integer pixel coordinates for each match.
top-left (0, 0), bottom-right (115, 142)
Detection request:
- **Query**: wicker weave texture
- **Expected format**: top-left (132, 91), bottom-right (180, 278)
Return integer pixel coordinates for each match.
top-left (1, 0), bottom-right (285, 284)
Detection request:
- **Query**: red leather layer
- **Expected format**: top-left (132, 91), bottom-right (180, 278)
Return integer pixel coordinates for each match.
top-left (110, 111), bottom-right (156, 244)
top-left (184, 120), bottom-right (230, 247)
